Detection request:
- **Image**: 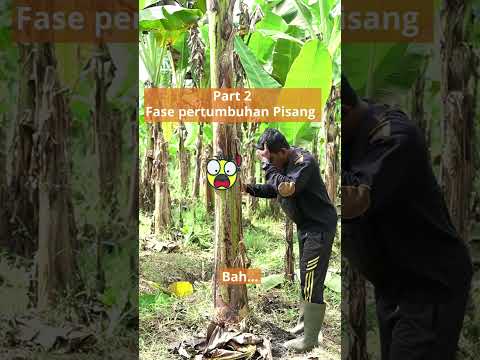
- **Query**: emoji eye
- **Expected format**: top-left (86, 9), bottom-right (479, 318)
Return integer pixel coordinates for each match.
top-left (224, 161), bottom-right (237, 176)
top-left (207, 159), bottom-right (220, 175)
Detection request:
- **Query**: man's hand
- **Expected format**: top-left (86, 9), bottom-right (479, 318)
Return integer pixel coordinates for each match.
top-left (256, 143), bottom-right (270, 162)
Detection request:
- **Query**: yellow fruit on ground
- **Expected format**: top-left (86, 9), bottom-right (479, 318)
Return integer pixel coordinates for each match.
top-left (168, 281), bottom-right (193, 297)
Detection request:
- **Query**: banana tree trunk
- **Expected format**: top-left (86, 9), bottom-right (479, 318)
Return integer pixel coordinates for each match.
top-left (8, 44), bottom-right (38, 257)
top-left (411, 69), bottom-right (431, 155)
top-left (35, 44), bottom-right (76, 309)
top-left (140, 123), bottom-right (155, 213)
top-left (193, 123), bottom-right (204, 198)
top-left (152, 124), bottom-right (171, 234)
top-left (344, 260), bottom-right (368, 360)
top-left (128, 108), bottom-right (139, 289)
top-left (128, 109), bottom-right (139, 221)
top-left (440, 0), bottom-right (475, 242)
top-left (178, 122), bottom-right (189, 193)
top-left (245, 122), bottom-right (258, 216)
top-left (325, 86), bottom-right (340, 204)
top-left (201, 143), bottom-right (215, 214)
top-left (178, 122), bottom-right (189, 228)
top-left (212, 124), bottom-right (249, 323)
top-left (208, 0), bottom-right (248, 324)
top-left (0, 115), bottom-right (9, 247)
top-left (92, 43), bottom-right (121, 208)
top-left (341, 84), bottom-right (367, 359)
top-left (269, 198), bottom-right (281, 216)
top-left (91, 43), bottom-right (122, 292)
top-left (312, 130), bottom-right (319, 162)
top-left (284, 218), bottom-right (294, 281)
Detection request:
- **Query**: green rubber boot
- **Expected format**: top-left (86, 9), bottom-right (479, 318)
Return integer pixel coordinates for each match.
top-left (288, 303), bottom-right (305, 335)
top-left (284, 303), bottom-right (326, 353)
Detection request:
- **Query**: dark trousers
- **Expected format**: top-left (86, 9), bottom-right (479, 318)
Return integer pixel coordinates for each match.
top-left (375, 287), bottom-right (469, 360)
top-left (298, 230), bottom-right (334, 304)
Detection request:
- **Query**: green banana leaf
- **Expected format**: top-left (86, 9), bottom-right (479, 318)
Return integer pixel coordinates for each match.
top-left (261, 274), bottom-right (284, 290)
top-left (285, 39), bottom-right (332, 112)
top-left (273, 39), bottom-right (332, 146)
top-left (277, 122), bottom-right (318, 146)
top-left (263, 121), bottom-right (321, 147)
top-left (248, 32), bottom-right (276, 65)
top-left (343, 43), bottom-right (429, 101)
top-left (273, 0), bottom-right (306, 29)
top-left (139, 0), bottom-right (158, 10)
top-left (255, 11), bottom-right (289, 32)
top-left (234, 36), bottom-right (281, 88)
top-left (325, 271), bottom-right (341, 293)
top-left (256, 29), bottom-right (304, 44)
top-left (140, 5), bottom-right (203, 32)
top-left (291, 0), bottom-right (315, 38)
top-left (285, 24), bottom-right (306, 39)
top-left (271, 38), bottom-right (301, 85)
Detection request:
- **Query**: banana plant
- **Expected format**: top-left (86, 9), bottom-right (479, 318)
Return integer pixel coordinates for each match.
top-left (139, 2), bottom-right (204, 87)
top-left (139, 0), bottom-right (207, 150)
top-left (234, 0), bottom-right (339, 147)
top-left (139, 0), bottom-right (340, 155)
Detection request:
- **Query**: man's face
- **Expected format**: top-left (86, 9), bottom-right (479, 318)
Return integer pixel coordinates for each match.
top-left (269, 149), bottom-right (289, 169)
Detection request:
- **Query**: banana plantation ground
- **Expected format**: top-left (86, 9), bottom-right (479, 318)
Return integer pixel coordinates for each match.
top-left (139, 201), bottom-right (341, 360)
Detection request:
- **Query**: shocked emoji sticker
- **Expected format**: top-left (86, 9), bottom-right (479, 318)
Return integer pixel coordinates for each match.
top-left (207, 155), bottom-right (241, 190)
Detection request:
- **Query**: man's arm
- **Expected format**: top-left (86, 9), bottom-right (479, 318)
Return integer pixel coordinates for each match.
top-left (342, 125), bottom-right (420, 219)
top-left (245, 183), bottom-right (278, 198)
top-left (262, 158), bottom-right (313, 198)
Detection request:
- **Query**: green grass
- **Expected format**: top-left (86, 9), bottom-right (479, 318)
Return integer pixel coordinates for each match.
top-left (140, 292), bottom-right (173, 318)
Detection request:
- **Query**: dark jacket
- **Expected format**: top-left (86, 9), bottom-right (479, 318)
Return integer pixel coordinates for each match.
top-left (246, 147), bottom-right (337, 233)
top-left (342, 103), bottom-right (473, 302)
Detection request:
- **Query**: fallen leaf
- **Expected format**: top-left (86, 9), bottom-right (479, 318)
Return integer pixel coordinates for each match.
top-left (230, 344), bottom-right (256, 356)
top-left (231, 333), bottom-right (262, 345)
top-left (206, 326), bottom-right (238, 352)
top-left (177, 344), bottom-right (192, 358)
top-left (173, 324), bottom-right (273, 360)
top-left (17, 325), bottom-right (39, 342)
top-left (65, 328), bottom-right (94, 350)
top-left (14, 317), bottom-right (94, 352)
top-left (34, 326), bottom-right (69, 351)
top-left (209, 348), bottom-right (246, 359)
top-left (145, 236), bottom-right (180, 253)
top-left (257, 338), bottom-right (273, 360)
